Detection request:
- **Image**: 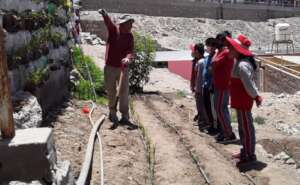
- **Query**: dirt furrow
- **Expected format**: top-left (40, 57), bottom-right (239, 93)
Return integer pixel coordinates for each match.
top-left (156, 93), bottom-right (300, 185)
top-left (91, 106), bottom-right (148, 185)
top-left (133, 98), bottom-right (206, 185)
top-left (143, 94), bottom-right (251, 185)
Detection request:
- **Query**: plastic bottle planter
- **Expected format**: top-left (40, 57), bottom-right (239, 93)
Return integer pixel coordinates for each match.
top-left (3, 13), bottom-right (19, 33)
top-left (23, 17), bottom-right (36, 31)
top-left (3, 10), bottom-right (51, 32)
top-left (40, 44), bottom-right (50, 55)
top-left (49, 63), bottom-right (61, 71)
top-left (49, 0), bottom-right (62, 6)
top-left (25, 68), bottom-right (50, 93)
top-left (6, 55), bottom-right (26, 70)
top-left (27, 50), bottom-right (42, 62)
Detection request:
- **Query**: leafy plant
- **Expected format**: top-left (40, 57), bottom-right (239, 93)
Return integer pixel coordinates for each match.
top-left (28, 68), bottom-right (48, 86)
top-left (51, 32), bottom-right (63, 48)
top-left (176, 90), bottom-right (187, 98)
top-left (254, 116), bottom-right (266, 125)
top-left (71, 47), bottom-right (105, 101)
top-left (75, 79), bottom-right (93, 100)
top-left (129, 32), bottom-right (155, 93)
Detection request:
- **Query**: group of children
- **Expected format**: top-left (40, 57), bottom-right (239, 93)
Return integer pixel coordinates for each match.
top-left (190, 31), bottom-right (263, 166)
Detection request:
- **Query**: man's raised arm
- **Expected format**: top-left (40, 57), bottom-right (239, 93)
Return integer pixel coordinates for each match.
top-left (98, 9), bottom-right (116, 33)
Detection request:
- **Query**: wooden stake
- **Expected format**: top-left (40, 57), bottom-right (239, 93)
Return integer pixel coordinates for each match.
top-left (0, 27), bottom-right (15, 139)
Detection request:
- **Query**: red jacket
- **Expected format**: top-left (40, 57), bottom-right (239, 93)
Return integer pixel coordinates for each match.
top-left (103, 15), bottom-right (134, 68)
top-left (230, 78), bottom-right (254, 110)
top-left (212, 48), bottom-right (234, 90)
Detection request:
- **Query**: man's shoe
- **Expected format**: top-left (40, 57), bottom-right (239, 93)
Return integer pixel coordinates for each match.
top-left (119, 117), bottom-right (130, 125)
top-left (109, 114), bottom-right (119, 123)
top-left (119, 117), bottom-right (139, 130)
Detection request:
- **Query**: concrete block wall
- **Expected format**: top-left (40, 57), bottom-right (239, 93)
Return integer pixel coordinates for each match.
top-left (81, 0), bottom-right (300, 21)
top-left (262, 64), bottom-right (300, 94)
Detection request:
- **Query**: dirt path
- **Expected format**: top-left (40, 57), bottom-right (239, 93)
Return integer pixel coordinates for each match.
top-left (133, 98), bottom-right (206, 185)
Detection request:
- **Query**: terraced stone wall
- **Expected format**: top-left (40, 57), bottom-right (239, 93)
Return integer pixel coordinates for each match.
top-left (0, 0), bottom-right (74, 111)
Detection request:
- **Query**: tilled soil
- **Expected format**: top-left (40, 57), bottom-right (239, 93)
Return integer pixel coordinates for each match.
top-left (49, 94), bottom-right (300, 185)
top-left (50, 100), bottom-right (95, 180)
top-left (92, 106), bottom-right (148, 185)
top-left (134, 95), bottom-right (250, 185)
top-left (50, 100), bottom-right (148, 185)
top-left (133, 98), bottom-right (205, 185)
top-left (154, 93), bottom-right (300, 185)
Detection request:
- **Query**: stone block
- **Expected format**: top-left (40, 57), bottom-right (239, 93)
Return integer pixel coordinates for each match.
top-left (0, 128), bottom-right (56, 182)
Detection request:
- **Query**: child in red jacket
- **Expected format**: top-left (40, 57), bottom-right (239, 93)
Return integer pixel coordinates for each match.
top-left (212, 32), bottom-right (236, 142)
top-left (226, 34), bottom-right (263, 166)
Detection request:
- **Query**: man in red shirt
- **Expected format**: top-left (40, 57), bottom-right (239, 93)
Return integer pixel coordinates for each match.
top-left (212, 32), bottom-right (236, 142)
top-left (99, 9), bottom-right (134, 127)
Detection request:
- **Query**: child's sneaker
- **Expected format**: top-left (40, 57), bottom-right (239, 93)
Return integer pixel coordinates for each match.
top-left (216, 133), bottom-right (237, 143)
top-left (215, 133), bottom-right (224, 142)
top-left (193, 114), bottom-right (198, 122)
top-left (206, 126), bottom-right (219, 136)
top-left (236, 155), bottom-right (257, 167)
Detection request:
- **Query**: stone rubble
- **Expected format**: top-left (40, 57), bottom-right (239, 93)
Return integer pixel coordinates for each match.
top-left (286, 158), bottom-right (296, 165)
top-left (12, 91), bottom-right (42, 129)
top-left (274, 151), bottom-right (290, 161)
top-left (253, 91), bottom-right (300, 136)
top-left (80, 32), bottom-right (105, 45)
top-left (52, 161), bottom-right (74, 185)
top-left (273, 122), bottom-right (300, 136)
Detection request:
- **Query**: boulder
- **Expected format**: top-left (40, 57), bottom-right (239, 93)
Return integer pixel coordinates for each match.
top-left (12, 91), bottom-right (42, 129)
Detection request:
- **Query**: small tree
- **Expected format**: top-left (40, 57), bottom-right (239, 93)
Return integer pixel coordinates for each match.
top-left (129, 32), bottom-right (155, 93)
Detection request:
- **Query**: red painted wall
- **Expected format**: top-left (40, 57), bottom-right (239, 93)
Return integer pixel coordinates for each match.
top-left (168, 60), bottom-right (193, 81)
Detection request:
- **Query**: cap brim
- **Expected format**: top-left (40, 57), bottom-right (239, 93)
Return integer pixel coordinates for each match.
top-left (118, 19), bottom-right (134, 25)
top-left (226, 37), bottom-right (253, 57)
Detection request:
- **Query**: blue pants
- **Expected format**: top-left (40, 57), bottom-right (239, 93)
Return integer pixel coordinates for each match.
top-left (237, 110), bottom-right (256, 158)
top-left (214, 89), bottom-right (233, 137)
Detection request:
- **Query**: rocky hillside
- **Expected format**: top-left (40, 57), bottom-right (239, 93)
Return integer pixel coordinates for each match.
top-left (81, 11), bottom-right (300, 52)
top-left (131, 14), bottom-right (300, 52)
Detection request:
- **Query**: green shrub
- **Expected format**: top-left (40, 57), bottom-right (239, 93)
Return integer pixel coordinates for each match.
top-left (71, 46), bottom-right (105, 101)
top-left (129, 32), bottom-right (155, 93)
